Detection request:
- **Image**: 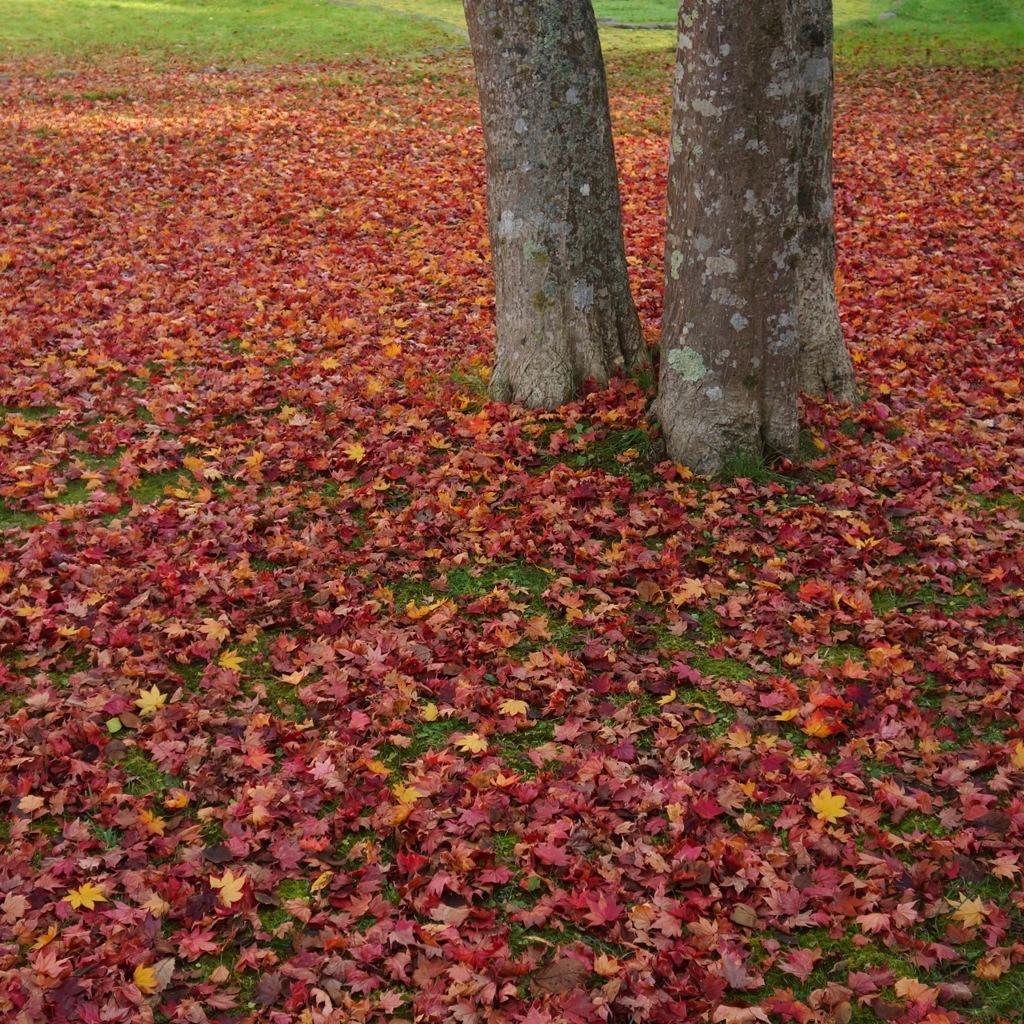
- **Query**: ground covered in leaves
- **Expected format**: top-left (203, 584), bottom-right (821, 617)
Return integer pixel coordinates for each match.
top-left (1, 51), bottom-right (1023, 1024)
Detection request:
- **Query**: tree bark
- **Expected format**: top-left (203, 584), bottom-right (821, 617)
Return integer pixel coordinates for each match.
top-left (657, 0), bottom-right (801, 474)
top-left (463, 0), bottom-right (648, 409)
top-left (795, 0), bottom-right (858, 404)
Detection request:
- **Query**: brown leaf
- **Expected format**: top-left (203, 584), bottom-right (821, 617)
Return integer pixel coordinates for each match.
top-left (105, 739), bottom-right (128, 761)
top-left (871, 1001), bottom-right (904, 1021)
top-left (972, 811), bottom-right (1012, 836)
top-left (119, 711), bottom-right (143, 730)
top-left (937, 981), bottom-right (974, 1005)
top-left (712, 1007), bottom-right (769, 1023)
top-left (150, 958), bottom-right (176, 996)
top-left (255, 972), bottom-right (283, 1007)
top-left (533, 956), bottom-right (588, 993)
top-left (730, 904), bottom-right (759, 929)
top-left (953, 855), bottom-right (988, 883)
top-left (202, 845), bottom-right (234, 864)
top-left (636, 580), bottom-right (663, 604)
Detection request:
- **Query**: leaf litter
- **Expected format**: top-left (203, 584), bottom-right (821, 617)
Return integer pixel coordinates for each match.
top-left (0, 54), bottom-right (1023, 1023)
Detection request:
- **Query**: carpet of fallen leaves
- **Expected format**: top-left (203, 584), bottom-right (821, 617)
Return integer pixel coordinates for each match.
top-left (1, 51), bottom-right (1023, 1024)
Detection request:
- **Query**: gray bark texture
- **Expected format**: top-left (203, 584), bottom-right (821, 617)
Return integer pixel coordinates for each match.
top-left (463, 0), bottom-right (648, 409)
top-left (657, 0), bottom-right (802, 474)
top-left (795, 0), bottom-right (859, 404)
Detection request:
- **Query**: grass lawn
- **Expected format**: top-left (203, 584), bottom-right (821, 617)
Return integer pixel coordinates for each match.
top-left (1, 2), bottom-right (1023, 1023)
top-left (2, 0), bottom-right (1024, 64)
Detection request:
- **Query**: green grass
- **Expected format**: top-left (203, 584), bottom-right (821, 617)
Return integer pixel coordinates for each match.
top-left (0, 0), bottom-right (460, 65)
top-left (0, 499), bottom-right (43, 529)
top-left (835, 0), bottom-right (1024, 64)
top-left (2, 0), bottom-right (1020, 68)
top-left (120, 746), bottom-right (178, 795)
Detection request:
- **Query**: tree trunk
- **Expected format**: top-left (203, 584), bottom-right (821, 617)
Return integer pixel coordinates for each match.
top-left (463, 0), bottom-right (648, 409)
top-left (657, 0), bottom-right (801, 474)
top-left (795, 0), bottom-right (858, 404)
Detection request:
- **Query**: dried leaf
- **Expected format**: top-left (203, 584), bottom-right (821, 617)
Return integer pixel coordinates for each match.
top-left (63, 882), bottom-right (107, 910)
top-left (533, 956), bottom-right (588, 993)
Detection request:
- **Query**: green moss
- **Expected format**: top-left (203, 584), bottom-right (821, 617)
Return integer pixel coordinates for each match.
top-left (277, 878), bottom-right (311, 901)
top-left (888, 810), bottom-right (953, 837)
top-left (691, 654), bottom-right (752, 681)
top-left (120, 747), bottom-right (176, 795)
top-left (492, 720), bottom-right (557, 777)
top-left (549, 426), bottom-right (662, 490)
top-left (0, 500), bottom-right (44, 529)
top-left (172, 661), bottom-right (205, 692)
top-left (392, 717), bottom-right (467, 767)
top-left (491, 831), bottom-right (519, 865)
top-left (57, 479), bottom-right (92, 505)
top-left (718, 448), bottom-right (774, 484)
top-left (0, 404), bottom-right (59, 420)
top-left (820, 642), bottom-right (867, 667)
top-left (199, 818), bottom-right (225, 845)
top-left (130, 469), bottom-right (185, 504)
top-left (89, 821), bottom-right (123, 850)
top-left (337, 829), bottom-right (379, 862)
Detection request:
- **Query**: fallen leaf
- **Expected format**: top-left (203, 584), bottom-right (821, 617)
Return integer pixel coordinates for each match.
top-left (218, 648), bottom-right (244, 672)
top-left (135, 685), bottom-right (167, 717)
top-left (209, 868), bottom-right (246, 908)
top-left (533, 956), bottom-right (588, 993)
top-left (133, 962), bottom-right (160, 995)
top-left (810, 788), bottom-right (848, 824)
top-left (455, 733), bottom-right (488, 754)
top-left (63, 882), bottom-right (107, 910)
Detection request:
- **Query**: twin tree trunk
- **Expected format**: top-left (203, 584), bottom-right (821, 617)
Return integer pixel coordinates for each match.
top-left (465, 0), bottom-right (856, 470)
top-left (794, 0), bottom-right (858, 404)
top-left (658, 0), bottom-right (803, 472)
top-left (463, 0), bottom-right (648, 408)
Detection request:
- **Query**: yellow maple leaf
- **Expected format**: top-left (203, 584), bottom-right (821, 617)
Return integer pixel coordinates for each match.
top-left (31, 924), bottom-right (58, 950)
top-left (199, 617), bottom-right (230, 643)
top-left (420, 702), bottom-right (439, 722)
top-left (455, 733), bottom-right (488, 754)
top-left (802, 711), bottom-right (834, 738)
top-left (63, 881), bottom-right (107, 910)
top-left (343, 442), bottom-right (366, 464)
top-left (133, 962), bottom-right (159, 995)
top-left (405, 599), bottom-right (440, 620)
top-left (810, 788), bottom-right (848, 824)
top-left (141, 893), bottom-right (170, 917)
top-left (310, 870), bottom-right (334, 894)
top-left (392, 783), bottom-right (424, 805)
top-left (209, 868), bottom-right (246, 908)
top-left (657, 689), bottom-right (678, 707)
top-left (218, 648), bottom-right (244, 672)
top-left (135, 685), bottom-right (167, 717)
top-left (164, 789), bottom-right (189, 809)
top-left (498, 699), bottom-right (529, 717)
top-left (1012, 741), bottom-right (1024, 770)
top-left (952, 896), bottom-right (987, 928)
top-left (671, 578), bottom-right (705, 605)
top-left (138, 809), bottom-right (166, 835)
